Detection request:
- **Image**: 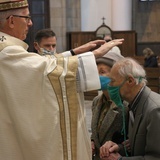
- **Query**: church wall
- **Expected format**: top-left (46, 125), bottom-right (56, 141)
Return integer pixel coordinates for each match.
top-left (132, 0), bottom-right (160, 55)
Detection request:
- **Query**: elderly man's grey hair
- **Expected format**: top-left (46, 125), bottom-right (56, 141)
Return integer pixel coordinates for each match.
top-left (114, 57), bottom-right (147, 85)
top-left (0, 8), bottom-right (24, 29)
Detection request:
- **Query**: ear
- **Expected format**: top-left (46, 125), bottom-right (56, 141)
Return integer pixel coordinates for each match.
top-left (34, 42), bottom-right (39, 51)
top-left (127, 76), bottom-right (135, 86)
top-left (7, 16), bottom-right (15, 28)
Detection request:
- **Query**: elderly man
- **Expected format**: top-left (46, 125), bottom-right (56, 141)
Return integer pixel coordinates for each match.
top-left (0, 0), bottom-right (123, 160)
top-left (100, 58), bottom-right (160, 160)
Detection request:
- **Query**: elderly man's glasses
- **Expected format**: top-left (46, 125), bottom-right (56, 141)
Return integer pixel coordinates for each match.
top-left (6, 15), bottom-right (31, 23)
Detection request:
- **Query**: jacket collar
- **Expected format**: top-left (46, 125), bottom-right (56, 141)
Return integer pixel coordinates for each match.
top-left (129, 86), bottom-right (151, 155)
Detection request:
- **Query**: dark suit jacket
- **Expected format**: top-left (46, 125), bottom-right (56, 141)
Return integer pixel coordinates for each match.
top-left (123, 86), bottom-right (160, 160)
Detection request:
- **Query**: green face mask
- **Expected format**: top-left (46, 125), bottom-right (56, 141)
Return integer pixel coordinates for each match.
top-left (107, 79), bottom-right (129, 157)
top-left (106, 80), bottom-right (126, 107)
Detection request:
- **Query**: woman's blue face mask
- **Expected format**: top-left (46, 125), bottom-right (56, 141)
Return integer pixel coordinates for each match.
top-left (99, 76), bottom-right (111, 90)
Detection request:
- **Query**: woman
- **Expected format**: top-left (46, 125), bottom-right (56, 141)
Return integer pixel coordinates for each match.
top-left (91, 51), bottom-right (129, 160)
top-left (143, 47), bottom-right (158, 67)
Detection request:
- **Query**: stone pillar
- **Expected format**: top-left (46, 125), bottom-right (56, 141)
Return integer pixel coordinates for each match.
top-left (66, 0), bottom-right (81, 32)
top-left (49, 0), bottom-right (81, 52)
top-left (49, 0), bottom-right (66, 52)
top-left (111, 0), bottom-right (132, 30)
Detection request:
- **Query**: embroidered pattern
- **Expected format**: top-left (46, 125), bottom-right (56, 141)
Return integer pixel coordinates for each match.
top-left (0, 36), bottom-right (6, 42)
top-left (0, 0), bottom-right (28, 11)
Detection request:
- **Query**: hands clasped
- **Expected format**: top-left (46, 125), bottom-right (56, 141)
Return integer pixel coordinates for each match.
top-left (100, 139), bottom-right (130, 160)
top-left (100, 141), bottom-right (121, 160)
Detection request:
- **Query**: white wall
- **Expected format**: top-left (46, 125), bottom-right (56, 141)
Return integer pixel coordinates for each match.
top-left (81, 0), bottom-right (132, 31)
top-left (111, 0), bottom-right (132, 30)
top-left (81, 0), bottom-right (111, 31)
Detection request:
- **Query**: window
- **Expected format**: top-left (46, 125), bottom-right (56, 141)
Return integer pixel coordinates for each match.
top-left (25, 0), bottom-right (50, 51)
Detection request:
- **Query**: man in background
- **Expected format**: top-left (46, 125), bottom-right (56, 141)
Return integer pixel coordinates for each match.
top-left (34, 28), bottom-right (57, 55)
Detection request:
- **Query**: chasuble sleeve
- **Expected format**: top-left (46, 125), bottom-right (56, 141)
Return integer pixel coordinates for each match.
top-left (61, 51), bottom-right (72, 57)
top-left (76, 52), bottom-right (100, 92)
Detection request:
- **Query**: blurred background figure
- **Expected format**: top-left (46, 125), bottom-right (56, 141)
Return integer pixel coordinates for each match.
top-left (143, 47), bottom-right (158, 67)
top-left (34, 28), bottom-right (57, 55)
top-left (104, 35), bottom-right (121, 56)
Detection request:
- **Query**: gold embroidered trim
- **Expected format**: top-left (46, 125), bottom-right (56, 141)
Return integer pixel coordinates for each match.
top-left (48, 54), bottom-right (78, 160)
top-left (0, 0), bottom-right (28, 11)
